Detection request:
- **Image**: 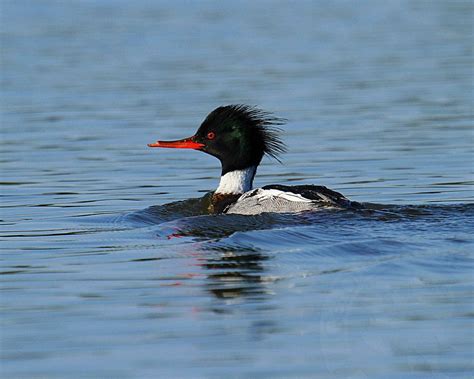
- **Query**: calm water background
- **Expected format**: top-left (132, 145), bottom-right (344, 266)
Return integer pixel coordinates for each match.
top-left (1, 0), bottom-right (473, 378)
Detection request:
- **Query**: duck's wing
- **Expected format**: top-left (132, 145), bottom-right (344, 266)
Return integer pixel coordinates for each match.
top-left (262, 184), bottom-right (360, 208)
top-left (224, 184), bottom-right (360, 215)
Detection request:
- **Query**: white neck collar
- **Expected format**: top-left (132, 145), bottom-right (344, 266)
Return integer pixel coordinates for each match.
top-left (215, 166), bottom-right (257, 195)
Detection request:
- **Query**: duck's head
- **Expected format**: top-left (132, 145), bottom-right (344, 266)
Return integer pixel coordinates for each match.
top-left (148, 105), bottom-right (286, 176)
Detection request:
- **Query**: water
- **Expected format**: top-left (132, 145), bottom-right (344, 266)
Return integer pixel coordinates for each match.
top-left (1, 0), bottom-right (473, 378)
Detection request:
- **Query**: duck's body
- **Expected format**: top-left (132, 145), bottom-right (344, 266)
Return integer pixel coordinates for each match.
top-left (149, 105), bottom-right (358, 215)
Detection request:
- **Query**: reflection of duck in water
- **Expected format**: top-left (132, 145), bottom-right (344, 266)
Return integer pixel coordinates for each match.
top-left (149, 105), bottom-right (359, 214)
top-left (203, 248), bottom-right (269, 299)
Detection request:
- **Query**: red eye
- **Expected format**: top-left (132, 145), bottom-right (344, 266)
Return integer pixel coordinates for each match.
top-left (207, 131), bottom-right (215, 140)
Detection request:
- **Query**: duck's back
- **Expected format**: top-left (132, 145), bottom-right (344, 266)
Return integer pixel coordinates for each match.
top-left (225, 184), bottom-right (360, 215)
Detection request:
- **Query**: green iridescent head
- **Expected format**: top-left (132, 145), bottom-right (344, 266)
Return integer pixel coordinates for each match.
top-left (193, 105), bottom-right (287, 175)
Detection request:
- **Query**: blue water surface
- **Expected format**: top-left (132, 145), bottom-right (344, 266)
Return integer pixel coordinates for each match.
top-left (1, 1), bottom-right (473, 378)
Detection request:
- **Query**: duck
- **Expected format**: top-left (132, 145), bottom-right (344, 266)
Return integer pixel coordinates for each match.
top-left (148, 105), bottom-right (358, 214)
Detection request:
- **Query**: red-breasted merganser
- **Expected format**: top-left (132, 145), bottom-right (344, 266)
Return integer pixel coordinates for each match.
top-left (148, 105), bottom-right (358, 214)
